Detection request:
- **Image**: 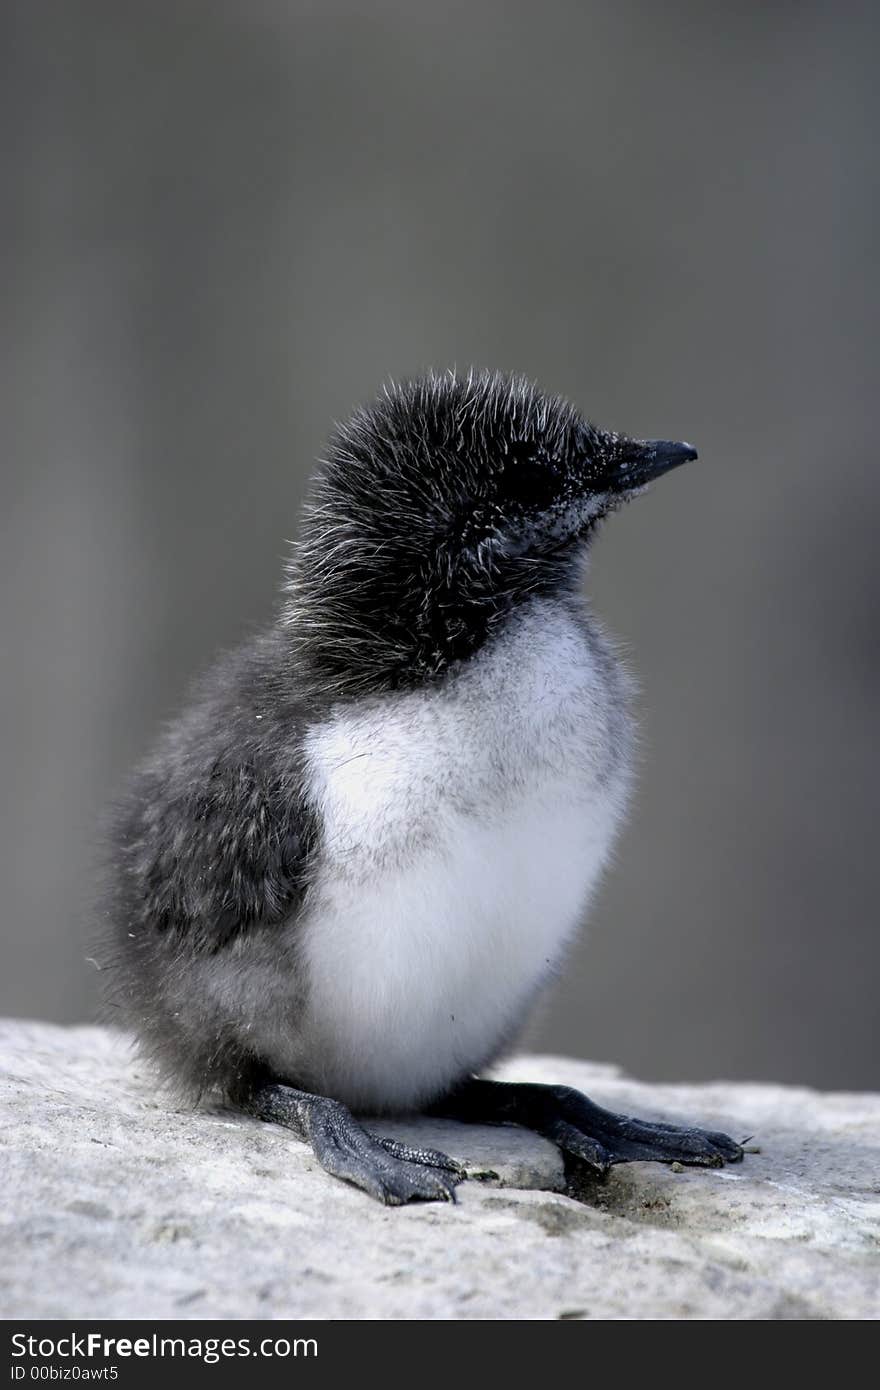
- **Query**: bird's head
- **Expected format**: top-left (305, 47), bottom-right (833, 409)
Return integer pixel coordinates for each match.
top-left (285, 370), bottom-right (696, 700)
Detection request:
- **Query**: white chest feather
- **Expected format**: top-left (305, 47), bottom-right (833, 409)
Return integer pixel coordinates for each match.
top-left (286, 598), bottom-right (632, 1112)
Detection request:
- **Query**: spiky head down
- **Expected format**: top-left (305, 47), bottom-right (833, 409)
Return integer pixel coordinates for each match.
top-left (284, 370), bottom-right (695, 701)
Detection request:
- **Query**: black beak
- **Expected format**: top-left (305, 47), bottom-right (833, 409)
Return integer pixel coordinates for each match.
top-left (609, 438), bottom-right (698, 492)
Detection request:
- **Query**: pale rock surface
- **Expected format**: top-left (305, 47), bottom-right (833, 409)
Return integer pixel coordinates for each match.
top-left (1, 1021), bottom-right (877, 1320)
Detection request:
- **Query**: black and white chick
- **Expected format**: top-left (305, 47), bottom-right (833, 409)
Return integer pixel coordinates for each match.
top-left (104, 370), bottom-right (743, 1204)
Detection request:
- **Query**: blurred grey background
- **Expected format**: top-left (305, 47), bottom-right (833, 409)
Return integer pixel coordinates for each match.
top-left (2, 0), bottom-right (877, 1089)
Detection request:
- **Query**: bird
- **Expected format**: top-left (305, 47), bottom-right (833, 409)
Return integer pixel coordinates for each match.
top-left (102, 369), bottom-right (743, 1204)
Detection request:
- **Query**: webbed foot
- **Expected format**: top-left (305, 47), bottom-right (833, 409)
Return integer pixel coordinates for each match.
top-left (249, 1083), bottom-right (464, 1205)
top-left (429, 1077), bottom-right (744, 1175)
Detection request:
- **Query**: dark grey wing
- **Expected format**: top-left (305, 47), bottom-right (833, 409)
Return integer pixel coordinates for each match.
top-left (101, 634), bottom-right (320, 1099)
top-left (127, 751), bottom-right (317, 951)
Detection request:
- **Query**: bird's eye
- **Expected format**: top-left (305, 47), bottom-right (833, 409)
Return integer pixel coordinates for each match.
top-left (503, 455), bottom-right (560, 509)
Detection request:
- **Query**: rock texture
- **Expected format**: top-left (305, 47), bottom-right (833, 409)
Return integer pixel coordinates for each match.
top-left (1, 1021), bottom-right (877, 1320)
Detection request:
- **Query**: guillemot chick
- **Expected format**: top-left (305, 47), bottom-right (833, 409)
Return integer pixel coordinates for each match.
top-left (103, 370), bottom-right (742, 1204)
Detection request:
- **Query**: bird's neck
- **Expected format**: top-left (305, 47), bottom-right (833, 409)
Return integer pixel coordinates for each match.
top-left (281, 542), bottom-right (587, 705)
